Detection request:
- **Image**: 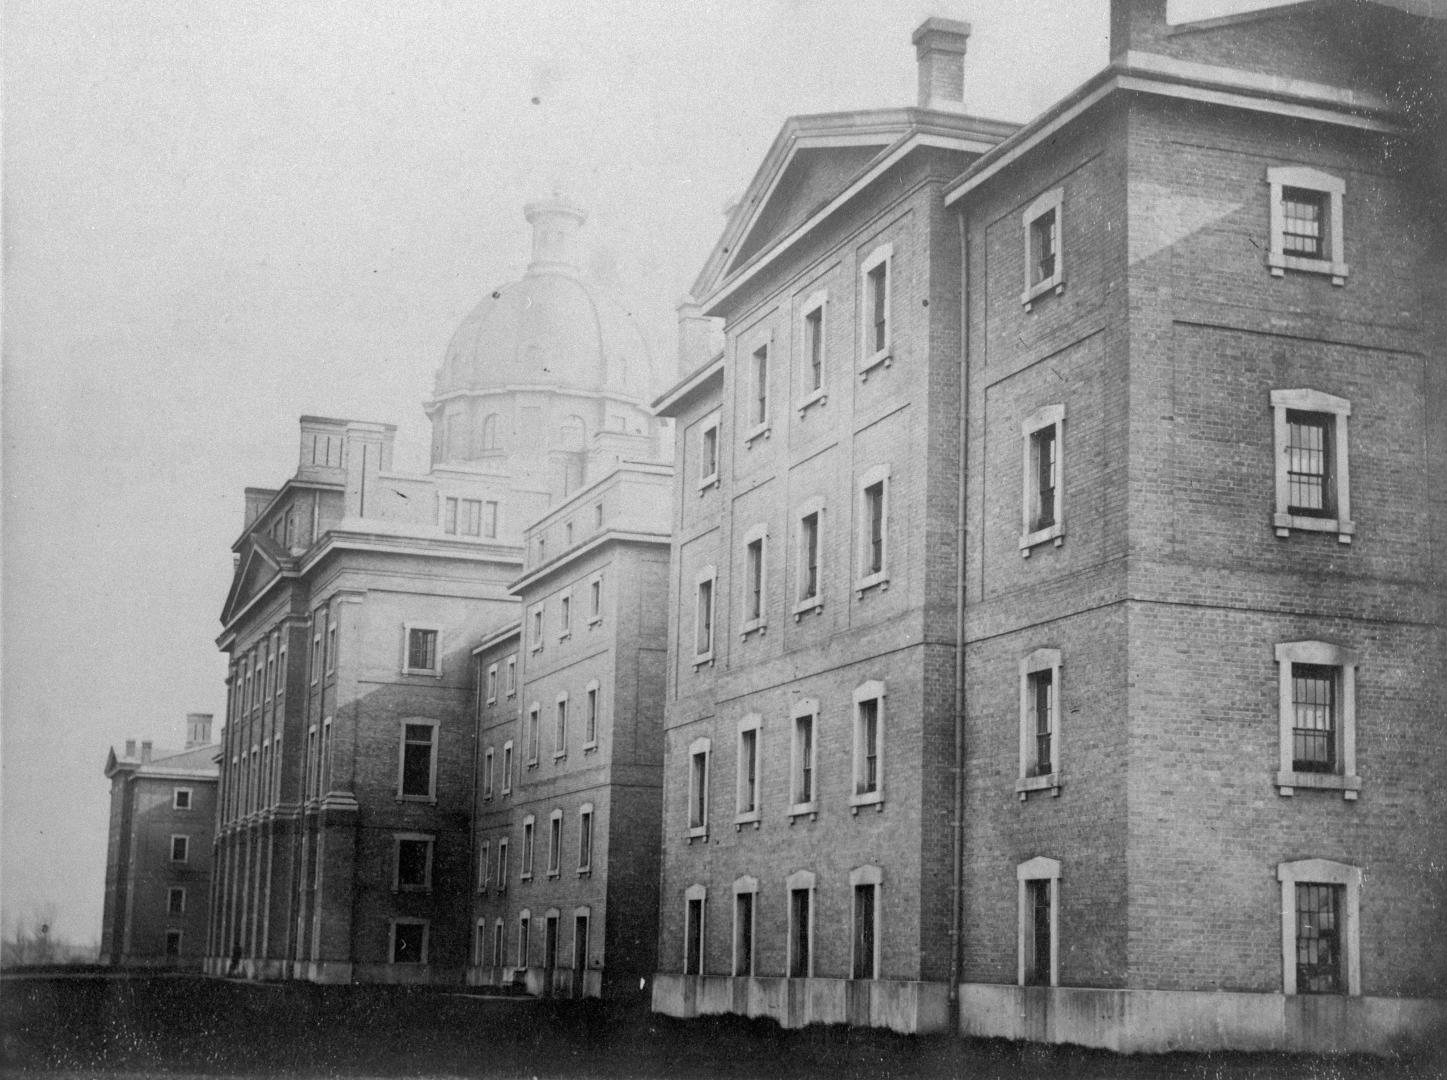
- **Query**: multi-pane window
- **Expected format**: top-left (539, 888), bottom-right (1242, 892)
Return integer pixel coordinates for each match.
top-left (1270, 390), bottom-right (1352, 541)
top-left (694, 569), bottom-right (716, 660)
top-left (743, 532), bottom-right (765, 628)
top-left (496, 837), bottom-right (508, 892)
top-left (859, 470), bottom-right (888, 587)
top-left (734, 889), bottom-right (755, 976)
top-left (1021, 188), bottom-right (1064, 306)
top-left (798, 511), bottom-right (820, 605)
top-left (406, 627), bottom-right (438, 674)
top-left (862, 246), bottom-right (891, 363)
top-left (171, 835), bottom-right (189, 862)
top-left (1284, 411), bottom-right (1332, 517)
top-left (1021, 405), bottom-right (1065, 553)
top-left (1295, 884), bottom-right (1342, 994)
top-left (560, 596), bottom-right (571, 636)
top-left (1032, 426), bottom-right (1057, 531)
top-left (853, 882), bottom-right (877, 980)
top-left (853, 683), bottom-right (884, 804)
top-left (530, 608), bottom-right (544, 650)
top-left (527, 706), bottom-right (540, 765)
top-left (483, 747), bottom-right (495, 799)
top-left (501, 741), bottom-right (513, 795)
top-left (589, 577), bottom-right (602, 620)
top-left (173, 788), bottom-right (192, 810)
top-left (791, 704), bottom-right (817, 811)
top-left (167, 887), bottom-right (186, 915)
top-left (493, 921), bottom-right (505, 968)
top-left (801, 294), bottom-right (826, 399)
top-left (399, 723), bottom-right (436, 799)
top-left (688, 738), bottom-right (710, 836)
top-left (1274, 641), bottom-right (1358, 798)
top-left (750, 344), bottom-right (769, 429)
top-left (788, 876), bottom-right (813, 978)
top-left (555, 696), bottom-right (568, 758)
top-left (1017, 857), bottom-right (1060, 987)
top-left (506, 656), bottom-right (516, 695)
top-left (395, 836), bottom-right (432, 891)
top-left (486, 665), bottom-right (498, 704)
top-left (521, 817), bottom-right (535, 879)
top-left (1030, 208), bottom-right (1057, 286)
top-left (1029, 670), bottom-right (1054, 776)
top-left (483, 500), bottom-right (498, 538)
top-left (479, 839), bottom-right (490, 892)
top-left (1291, 664), bottom-right (1336, 773)
top-left (737, 718), bottom-right (760, 820)
top-left (517, 913), bottom-right (530, 968)
top-left (699, 419), bottom-right (720, 487)
top-left (578, 805), bottom-right (593, 871)
top-left (1281, 188), bottom-right (1325, 259)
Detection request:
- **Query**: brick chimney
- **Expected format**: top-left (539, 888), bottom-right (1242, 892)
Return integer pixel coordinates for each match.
top-left (125, 739), bottom-right (136, 759)
top-left (186, 713), bottom-right (213, 748)
top-left (140, 741), bottom-right (153, 763)
top-left (913, 17), bottom-right (971, 112)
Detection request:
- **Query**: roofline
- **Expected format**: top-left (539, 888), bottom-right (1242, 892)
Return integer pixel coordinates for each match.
top-left (423, 383), bottom-right (659, 416)
top-left (945, 51), bottom-right (1405, 206)
top-left (524, 460), bottom-right (673, 536)
top-left (508, 529), bottom-right (671, 596)
top-left (472, 620), bottom-right (522, 656)
top-left (653, 353), bottom-right (725, 418)
top-left (697, 123), bottom-right (1008, 316)
top-left (231, 476), bottom-right (345, 553)
top-left (299, 414), bottom-right (397, 430)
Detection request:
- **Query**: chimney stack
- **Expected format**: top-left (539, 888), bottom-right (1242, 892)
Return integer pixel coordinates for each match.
top-left (186, 713), bottom-right (214, 748)
top-left (913, 17), bottom-right (971, 112)
top-left (140, 741), bottom-right (153, 763)
top-left (676, 295), bottom-right (714, 378)
top-left (125, 739), bottom-right (136, 759)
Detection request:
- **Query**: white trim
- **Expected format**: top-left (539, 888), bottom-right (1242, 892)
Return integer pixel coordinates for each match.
top-left (1269, 389), bottom-right (1354, 543)
top-left (859, 242), bottom-right (893, 375)
top-left (697, 412), bottom-right (721, 492)
top-left (798, 289), bottom-right (829, 414)
top-left (684, 883), bottom-right (708, 975)
top-left (735, 713), bottom-right (763, 826)
top-left (1273, 640), bottom-right (1360, 798)
top-left (1020, 404), bottom-right (1066, 555)
top-left (850, 864), bottom-right (883, 980)
top-left (397, 718), bottom-right (440, 802)
top-left (389, 918), bottom-right (430, 965)
top-left (521, 814), bottom-right (536, 880)
top-left (789, 698), bottom-right (820, 817)
top-left (856, 465), bottom-right (891, 594)
top-left (517, 909), bottom-right (531, 968)
top-left (744, 333), bottom-right (773, 445)
top-left (688, 736), bottom-right (711, 839)
top-left (172, 787), bottom-right (194, 811)
top-left (401, 623), bottom-right (442, 677)
top-left (547, 808), bottom-right (564, 877)
top-left (496, 836), bottom-right (509, 893)
top-left (1020, 187), bottom-right (1065, 308)
top-left (1017, 649), bottom-right (1063, 798)
top-left (577, 803), bottom-right (594, 873)
top-left (526, 703), bottom-right (541, 767)
top-left (392, 832), bottom-right (435, 892)
top-left (732, 875), bottom-right (759, 977)
top-left (486, 663), bottom-right (498, 705)
top-left (693, 564), bottom-right (717, 666)
top-left (786, 869), bottom-right (816, 979)
top-left (793, 499), bottom-right (825, 617)
top-left (167, 885), bottom-right (187, 915)
top-left (505, 655), bottom-right (517, 697)
top-left (583, 680), bottom-right (601, 750)
top-left (851, 680), bottom-right (886, 809)
top-left (587, 573), bottom-right (604, 624)
top-left (500, 740), bottom-right (513, 796)
top-left (1278, 859), bottom-right (1362, 996)
top-left (1267, 166), bottom-right (1347, 284)
top-left (554, 692), bottom-right (569, 761)
top-left (482, 746), bottom-right (495, 800)
top-left (478, 838), bottom-right (491, 893)
top-left (528, 605), bottom-right (545, 654)
top-left (1017, 856), bottom-right (1061, 987)
top-left (740, 522), bottom-right (769, 637)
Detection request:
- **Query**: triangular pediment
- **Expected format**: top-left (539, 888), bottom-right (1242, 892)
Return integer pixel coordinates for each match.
top-left (220, 538), bottom-right (283, 626)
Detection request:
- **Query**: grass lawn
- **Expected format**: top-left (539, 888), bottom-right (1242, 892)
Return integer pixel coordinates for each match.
top-left (1, 973), bottom-right (1441, 1079)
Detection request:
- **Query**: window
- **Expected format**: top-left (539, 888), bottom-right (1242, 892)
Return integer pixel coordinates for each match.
top-left (521, 816), bottom-right (535, 879)
top-left (445, 497), bottom-right (459, 533)
top-left (1020, 404), bottom-right (1065, 554)
top-left (527, 705), bottom-right (540, 766)
top-left (860, 243), bottom-right (892, 371)
top-left (530, 608), bottom-right (544, 652)
top-left (584, 682), bottom-right (599, 748)
top-left (398, 721), bottom-right (438, 800)
top-left (554, 695), bottom-right (568, 759)
top-left (800, 290), bottom-right (827, 407)
top-left (574, 909), bottom-right (591, 974)
top-left (1266, 166), bottom-right (1347, 285)
top-left (496, 837), bottom-right (509, 892)
top-left (684, 884), bottom-right (706, 975)
top-left (857, 466), bottom-right (889, 593)
top-left (852, 681), bottom-right (885, 808)
top-left (486, 664), bottom-right (498, 705)
top-left (1017, 649), bottom-right (1062, 798)
top-left (481, 413), bottom-right (499, 451)
top-left (577, 804), bottom-right (593, 872)
top-left (694, 566), bottom-right (716, 664)
top-left (742, 525), bottom-right (767, 635)
top-left (326, 621), bottom-right (337, 675)
top-left (167, 887), bottom-right (186, 915)
top-left (851, 866), bottom-right (882, 980)
top-left (1270, 390), bottom-right (1353, 542)
top-left (787, 870), bottom-right (815, 978)
top-left (748, 342), bottom-right (770, 436)
top-left (172, 788), bottom-right (192, 811)
top-left (688, 736), bottom-right (710, 838)
top-left (483, 500), bottom-right (499, 539)
top-left (165, 930), bottom-right (182, 958)
top-left (1277, 859), bottom-right (1361, 995)
top-left (1021, 188), bottom-right (1065, 307)
top-left (795, 505), bottom-right (823, 614)
top-left (588, 575), bottom-right (603, 622)
top-left (1017, 856), bottom-right (1060, 987)
top-left (732, 876), bottom-right (758, 976)
top-left (493, 920), bottom-right (505, 968)
top-left (394, 834), bottom-right (433, 891)
top-left (506, 656), bottom-right (516, 696)
top-left (170, 835), bottom-right (189, 863)
top-left (736, 714), bottom-right (761, 825)
top-left (1274, 641), bottom-right (1360, 797)
top-left (547, 810), bottom-right (563, 876)
top-left (391, 919), bottom-right (428, 964)
top-left (517, 911), bottom-right (531, 968)
top-left (698, 415), bottom-right (720, 489)
top-left (501, 740), bottom-right (513, 795)
top-left (790, 700), bottom-right (818, 815)
top-left (403, 625), bottom-right (441, 676)
top-left (560, 596), bottom-right (571, 638)
top-left (478, 839), bottom-right (491, 892)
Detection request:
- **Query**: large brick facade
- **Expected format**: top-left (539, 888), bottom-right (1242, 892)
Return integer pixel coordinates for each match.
top-left (653, 2), bottom-right (1446, 1053)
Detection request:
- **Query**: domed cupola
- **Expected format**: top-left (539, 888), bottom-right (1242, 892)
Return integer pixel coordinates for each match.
top-left (425, 198), bottom-right (667, 493)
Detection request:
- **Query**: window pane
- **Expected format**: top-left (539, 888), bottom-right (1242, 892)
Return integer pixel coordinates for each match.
top-left (686, 898), bottom-right (703, 974)
top-left (1295, 883), bottom-right (1342, 993)
top-left (402, 725), bottom-right (433, 796)
top-left (1282, 188), bottom-right (1325, 258)
top-left (1028, 880), bottom-right (1051, 985)
top-left (858, 699), bottom-right (879, 795)
top-left (1291, 664), bottom-right (1336, 773)
top-left (801, 514), bottom-right (819, 600)
top-left (397, 840), bottom-right (429, 888)
top-left (790, 889), bottom-right (810, 977)
top-left (1031, 670), bottom-right (1053, 776)
top-left (806, 307), bottom-right (823, 391)
top-left (393, 923), bottom-right (425, 963)
top-left (869, 263), bottom-right (887, 353)
top-left (736, 893), bottom-right (753, 976)
top-left (1034, 427), bottom-right (1057, 531)
top-left (853, 885), bottom-right (876, 980)
top-left (408, 629), bottom-right (437, 671)
top-left (1032, 208), bottom-right (1057, 284)
top-left (865, 482), bottom-right (884, 575)
top-left (1285, 411), bottom-right (1332, 516)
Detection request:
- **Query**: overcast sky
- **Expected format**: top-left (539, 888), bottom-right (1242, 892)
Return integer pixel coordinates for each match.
top-left (0, 1), bottom-right (1122, 943)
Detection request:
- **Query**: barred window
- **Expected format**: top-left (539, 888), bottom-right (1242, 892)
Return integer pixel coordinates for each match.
top-left (1295, 883), bottom-right (1342, 993)
top-left (1281, 188), bottom-right (1325, 259)
top-left (1285, 411), bottom-right (1332, 517)
top-left (1030, 669), bottom-right (1054, 777)
top-left (1291, 664), bottom-right (1337, 774)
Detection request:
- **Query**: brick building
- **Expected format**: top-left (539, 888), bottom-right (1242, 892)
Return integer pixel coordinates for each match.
top-left (101, 714), bottom-right (219, 967)
top-left (652, 1), bottom-right (1446, 1053)
top-left (206, 198), bottom-right (669, 984)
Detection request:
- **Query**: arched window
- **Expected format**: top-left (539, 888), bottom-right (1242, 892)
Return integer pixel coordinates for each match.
top-left (481, 413), bottom-right (500, 451)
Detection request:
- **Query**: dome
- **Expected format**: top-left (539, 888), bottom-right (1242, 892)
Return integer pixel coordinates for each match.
top-left (432, 198), bottom-right (661, 404)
